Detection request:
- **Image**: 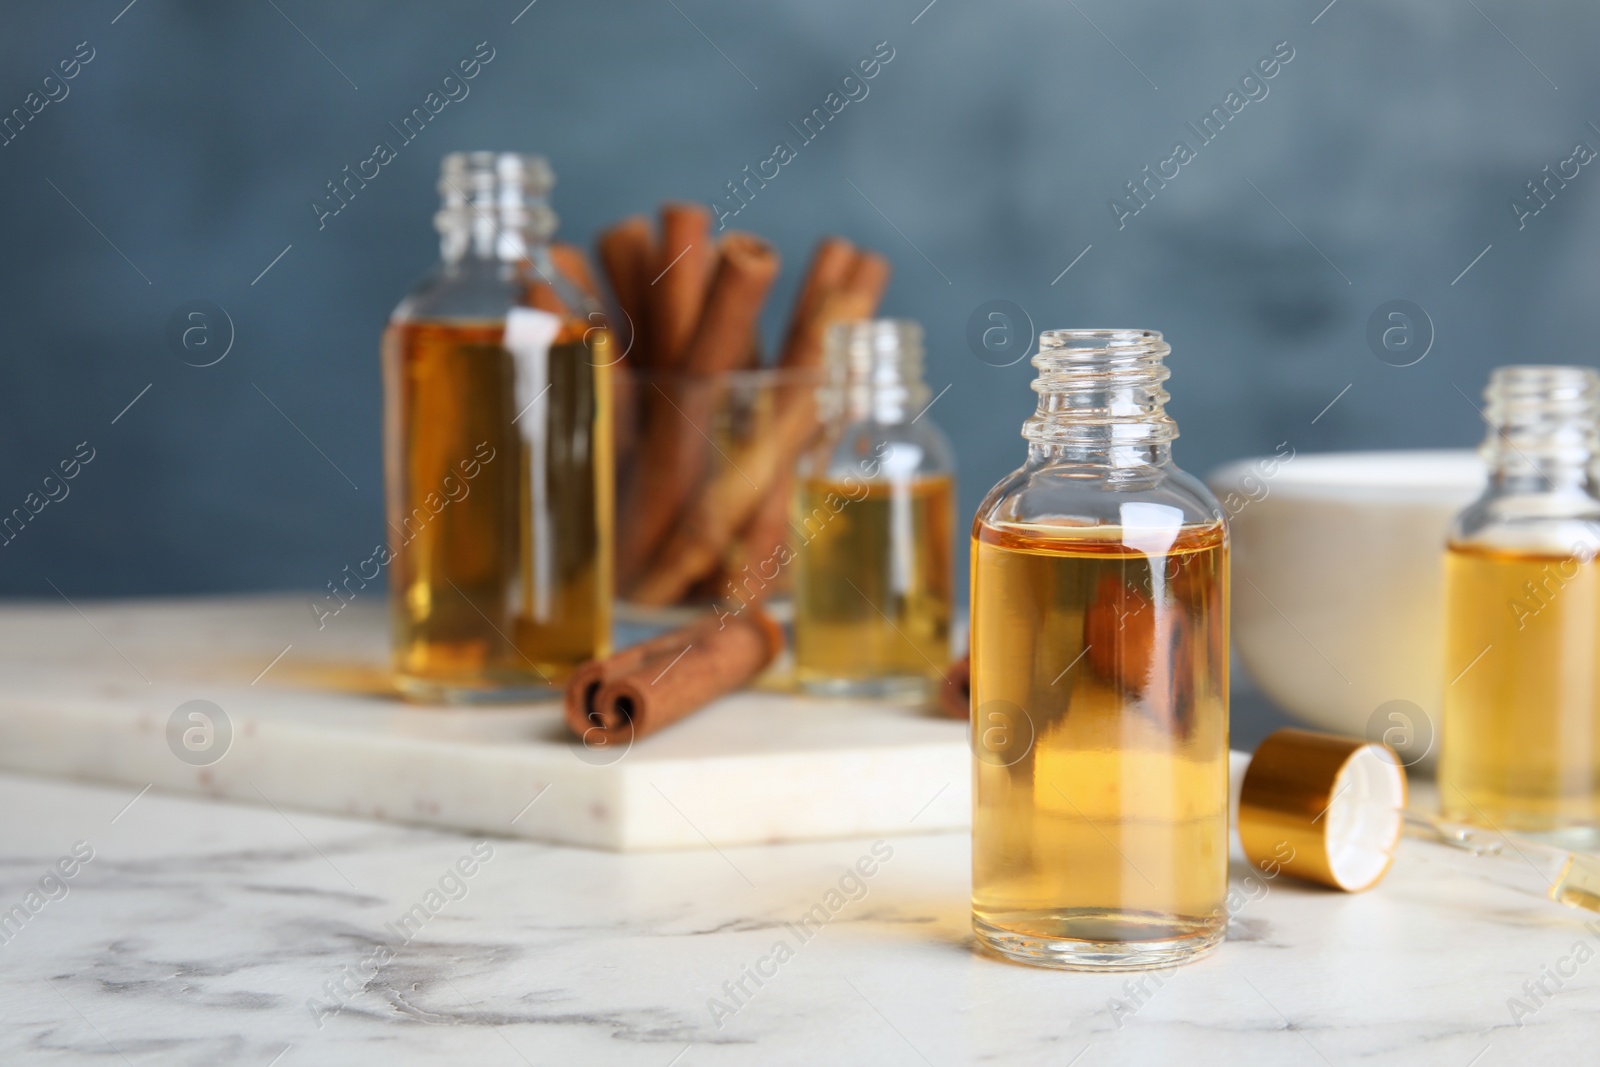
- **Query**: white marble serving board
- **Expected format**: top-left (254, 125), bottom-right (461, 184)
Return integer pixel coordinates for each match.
top-left (0, 596), bottom-right (968, 851)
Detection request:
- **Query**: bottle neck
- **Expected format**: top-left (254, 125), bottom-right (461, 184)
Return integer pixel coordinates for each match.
top-left (1480, 365), bottom-right (1600, 494)
top-left (826, 320), bottom-right (930, 424)
top-left (1022, 329), bottom-right (1176, 468)
top-left (435, 151), bottom-right (556, 265)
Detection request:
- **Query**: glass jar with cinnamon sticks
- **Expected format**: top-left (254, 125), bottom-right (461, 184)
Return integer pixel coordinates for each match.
top-left (382, 152), bottom-right (613, 701)
top-left (792, 320), bottom-right (955, 700)
top-left (594, 205), bottom-right (895, 612)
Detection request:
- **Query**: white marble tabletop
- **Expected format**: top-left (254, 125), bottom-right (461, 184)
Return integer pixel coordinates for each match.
top-left (2, 769), bottom-right (1597, 1066)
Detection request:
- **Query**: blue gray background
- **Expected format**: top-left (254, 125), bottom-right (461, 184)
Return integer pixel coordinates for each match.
top-left (2, 0), bottom-right (1596, 600)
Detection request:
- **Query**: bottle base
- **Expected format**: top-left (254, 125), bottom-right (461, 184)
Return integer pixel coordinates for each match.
top-left (1441, 803), bottom-right (1600, 853)
top-left (796, 674), bottom-right (935, 703)
top-left (1494, 823), bottom-right (1600, 854)
top-left (972, 911), bottom-right (1224, 971)
top-left (393, 672), bottom-right (562, 705)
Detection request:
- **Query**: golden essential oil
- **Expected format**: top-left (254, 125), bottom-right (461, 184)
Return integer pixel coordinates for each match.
top-left (970, 518), bottom-right (1229, 965)
top-left (382, 317), bottom-right (612, 697)
top-left (1440, 541), bottom-right (1600, 835)
top-left (792, 472), bottom-right (954, 697)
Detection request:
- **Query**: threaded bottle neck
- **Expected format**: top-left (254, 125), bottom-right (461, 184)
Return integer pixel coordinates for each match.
top-left (1022, 329), bottom-right (1176, 465)
top-left (825, 319), bottom-right (930, 424)
top-left (1480, 365), bottom-right (1600, 490)
top-left (436, 152), bottom-right (556, 263)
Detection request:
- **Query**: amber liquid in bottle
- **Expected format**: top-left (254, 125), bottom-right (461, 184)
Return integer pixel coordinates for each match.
top-left (1440, 541), bottom-right (1600, 836)
top-left (792, 473), bottom-right (954, 696)
top-left (382, 317), bottom-right (612, 697)
top-left (970, 519), bottom-right (1229, 964)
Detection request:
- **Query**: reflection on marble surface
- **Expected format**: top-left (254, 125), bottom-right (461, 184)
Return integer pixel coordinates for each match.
top-left (2, 770), bottom-right (1597, 1065)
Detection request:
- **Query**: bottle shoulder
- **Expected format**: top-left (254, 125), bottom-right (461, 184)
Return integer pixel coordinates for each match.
top-left (390, 252), bottom-right (594, 325)
top-left (1450, 487), bottom-right (1600, 555)
top-left (803, 417), bottom-right (955, 483)
top-left (390, 262), bottom-right (524, 324)
top-left (975, 456), bottom-right (1224, 536)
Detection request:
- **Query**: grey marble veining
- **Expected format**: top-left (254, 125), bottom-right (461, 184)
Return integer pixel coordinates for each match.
top-left (2, 770), bottom-right (1597, 1065)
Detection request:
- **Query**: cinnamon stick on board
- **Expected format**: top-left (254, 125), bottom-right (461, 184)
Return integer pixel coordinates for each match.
top-left (652, 202), bottom-right (715, 371)
top-left (566, 612), bottom-right (723, 728)
top-left (563, 610), bottom-right (783, 745)
top-left (619, 233), bottom-right (781, 590)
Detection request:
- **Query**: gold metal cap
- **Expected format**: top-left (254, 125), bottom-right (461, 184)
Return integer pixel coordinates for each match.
top-left (1238, 728), bottom-right (1407, 892)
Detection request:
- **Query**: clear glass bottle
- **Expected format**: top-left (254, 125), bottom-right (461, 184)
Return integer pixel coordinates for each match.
top-left (1440, 365), bottom-right (1600, 848)
top-left (969, 329), bottom-right (1229, 969)
top-left (382, 152), bottom-right (612, 701)
top-left (792, 320), bottom-right (955, 701)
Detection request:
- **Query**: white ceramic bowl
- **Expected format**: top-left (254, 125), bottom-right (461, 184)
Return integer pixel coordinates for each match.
top-left (1208, 450), bottom-right (1485, 757)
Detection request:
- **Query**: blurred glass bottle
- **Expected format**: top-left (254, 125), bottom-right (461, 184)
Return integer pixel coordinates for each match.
top-left (792, 320), bottom-right (955, 701)
top-left (969, 329), bottom-right (1229, 969)
top-left (382, 152), bottom-right (612, 701)
top-left (1440, 365), bottom-right (1600, 848)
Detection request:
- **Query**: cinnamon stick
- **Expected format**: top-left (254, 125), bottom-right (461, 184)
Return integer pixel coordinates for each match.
top-left (524, 275), bottom-right (572, 318)
top-left (777, 271), bottom-right (881, 371)
top-left (551, 243), bottom-right (601, 303)
top-left (619, 233), bottom-right (781, 588)
top-left (628, 286), bottom-right (874, 606)
top-left (719, 469), bottom-right (795, 604)
top-left (841, 250), bottom-right (892, 314)
top-left (938, 653), bottom-right (971, 720)
top-left (566, 612), bottom-right (725, 728)
top-left (781, 237), bottom-right (856, 356)
top-left (679, 233), bottom-right (781, 374)
top-left (597, 216), bottom-right (655, 366)
top-left (652, 202), bottom-right (714, 371)
top-left (564, 611), bottom-right (783, 744)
